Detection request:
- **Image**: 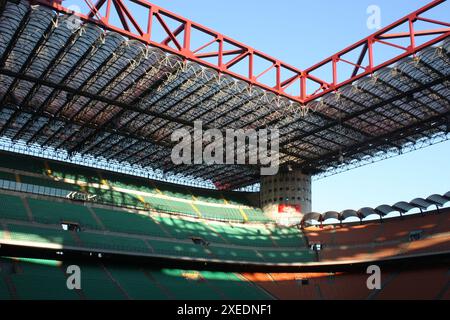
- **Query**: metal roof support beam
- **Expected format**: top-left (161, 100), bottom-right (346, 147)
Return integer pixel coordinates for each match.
top-left (34, 40), bottom-right (122, 147)
top-left (118, 83), bottom-right (238, 153)
top-left (302, 110), bottom-right (450, 169)
top-left (0, 15), bottom-right (56, 136)
top-left (1, 103), bottom-right (173, 151)
top-left (0, 68), bottom-right (197, 132)
top-left (53, 47), bottom-right (151, 151)
top-left (11, 25), bottom-right (86, 142)
top-left (280, 74), bottom-right (450, 149)
top-left (63, 54), bottom-right (170, 154)
top-left (30, 0), bottom-right (450, 104)
top-left (0, 7), bottom-right (31, 67)
top-left (25, 32), bottom-right (109, 145)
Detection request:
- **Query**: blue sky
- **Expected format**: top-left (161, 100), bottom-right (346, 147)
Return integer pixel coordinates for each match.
top-left (147, 0), bottom-right (449, 69)
top-left (145, 0), bottom-right (450, 212)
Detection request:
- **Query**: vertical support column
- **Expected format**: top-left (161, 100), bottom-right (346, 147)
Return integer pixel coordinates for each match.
top-left (260, 169), bottom-right (312, 225)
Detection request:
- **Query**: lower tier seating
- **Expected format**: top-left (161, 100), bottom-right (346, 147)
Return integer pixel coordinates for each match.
top-left (2, 256), bottom-right (447, 300)
top-left (0, 257), bottom-right (272, 300)
top-left (243, 264), bottom-right (449, 300)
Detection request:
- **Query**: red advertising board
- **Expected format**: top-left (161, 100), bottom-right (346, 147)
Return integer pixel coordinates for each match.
top-left (278, 204), bottom-right (302, 214)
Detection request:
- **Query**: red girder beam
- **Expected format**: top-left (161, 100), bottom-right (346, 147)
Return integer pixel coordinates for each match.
top-left (196, 49), bottom-right (244, 59)
top-left (155, 12), bottom-right (182, 50)
top-left (114, 0), bottom-right (144, 36)
top-left (302, 0), bottom-right (450, 100)
top-left (111, 0), bottom-right (130, 32)
top-left (161, 24), bottom-right (184, 46)
top-left (351, 44), bottom-right (368, 78)
top-left (87, 0), bottom-right (106, 18)
top-left (28, 0), bottom-right (450, 105)
top-left (380, 28), bottom-right (450, 39)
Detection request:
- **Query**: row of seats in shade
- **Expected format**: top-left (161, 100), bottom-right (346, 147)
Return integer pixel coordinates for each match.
top-left (0, 222), bottom-right (314, 263)
top-left (0, 257), bottom-right (271, 300)
top-left (0, 152), bottom-right (269, 222)
top-left (1, 172), bottom-right (268, 223)
top-left (2, 260), bottom-right (448, 300)
top-left (0, 193), bottom-right (314, 263)
top-left (0, 193), bottom-right (306, 247)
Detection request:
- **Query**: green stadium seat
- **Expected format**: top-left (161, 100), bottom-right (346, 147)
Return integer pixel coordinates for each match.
top-left (0, 277), bottom-right (11, 300)
top-left (150, 239), bottom-right (209, 258)
top-left (257, 249), bottom-right (316, 263)
top-left (143, 196), bottom-right (199, 217)
top-left (149, 269), bottom-right (224, 300)
top-left (269, 227), bottom-right (307, 247)
top-left (106, 265), bottom-right (167, 300)
top-left (9, 258), bottom-right (80, 300)
top-left (6, 223), bottom-right (77, 246)
top-left (208, 246), bottom-right (263, 262)
top-left (210, 224), bottom-right (275, 247)
top-left (27, 198), bottom-right (100, 229)
top-left (77, 232), bottom-right (150, 253)
top-left (70, 263), bottom-right (126, 300)
top-left (12, 274), bottom-right (81, 300)
top-left (19, 175), bottom-right (80, 191)
top-left (195, 204), bottom-right (244, 222)
top-left (243, 208), bottom-right (271, 223)
top-left (200, 271), bottom-right (272, 300)
top-left (0, 193), bottom-right (29, 221)
top-left (48, 162), bottom-right (100, 185)
top-left (0, 151), bottom-right (269, 224)
top-left (154, 216), bottom-right (224, 243)
top-left (0, 256), bottom-right (277, 300)
top-left (93, 208), bottom-right (164, 237)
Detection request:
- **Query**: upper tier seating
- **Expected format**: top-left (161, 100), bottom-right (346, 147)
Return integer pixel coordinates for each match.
top-left (27, 198), bottom-right (100, 229)
top-left (0, 190), bottom-right (314, 264)
top-left (2, 186), bottom-right (447, 265)
top-left (0, 193), bottom-right (29, 221)
top-left (0, 151), bottom-right (270, 223)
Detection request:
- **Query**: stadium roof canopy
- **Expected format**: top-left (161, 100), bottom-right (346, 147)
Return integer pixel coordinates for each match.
top-left (0, 0), bottom-right (449, 190)
top-left (302, 191), bottom-right (450, 224)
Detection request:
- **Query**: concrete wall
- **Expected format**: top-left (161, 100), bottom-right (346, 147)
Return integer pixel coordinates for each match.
top-left (260, 170), bottom-right (311, 223)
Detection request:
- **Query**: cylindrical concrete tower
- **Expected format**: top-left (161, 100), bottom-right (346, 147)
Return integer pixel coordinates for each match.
top-left (260, 170), bottom-right (311, 225)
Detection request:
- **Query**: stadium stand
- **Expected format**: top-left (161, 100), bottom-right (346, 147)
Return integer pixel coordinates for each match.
top-left (0, 257), bottom-right (272, 300)
top-left (11, 260), bottom-right (446, 301)
top-left (302, 192), bottom-right (450, 224)
top-left (1, 151), bottom-right (449, 268)
top-left (243, 263), bottom-right (450, 300)
top-left (0, 193), bottom-right (29, 221)
top-left (373, 267), bottom-right (449, 300)
top-left (0, 151), bottom-right (268, 223)
top-left (0, 188), bottom-right (315, 264)
top-left (304, 207), bottom-right (450, 262)
top-left (0, 180), bottom-right (448, 265)
top-left (27, 198), bottom-right (100, 229)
